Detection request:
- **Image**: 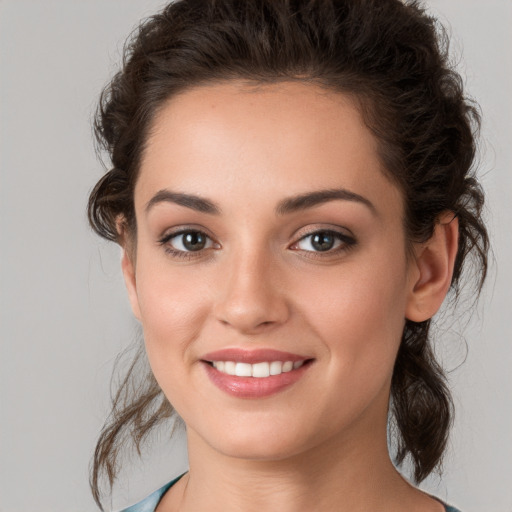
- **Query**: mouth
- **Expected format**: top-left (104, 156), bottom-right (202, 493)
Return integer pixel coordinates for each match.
top-left (206, 359), bottom-right (307, 377)
top-left (200, 349), bottom-right (314, 398)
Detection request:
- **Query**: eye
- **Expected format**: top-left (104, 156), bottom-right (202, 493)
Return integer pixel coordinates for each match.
top-left (170, 231), bottom-right (211, 251)
top-left (159, 229), bottom-right (218, 259)
top-left (291, 229), bottom-right (356, 255)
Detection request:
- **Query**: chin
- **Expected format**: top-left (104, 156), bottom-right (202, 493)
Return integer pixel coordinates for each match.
top-left (196, 418), bottom-right (322, 462)
top-left (217, 438), bottom-right (307, 462)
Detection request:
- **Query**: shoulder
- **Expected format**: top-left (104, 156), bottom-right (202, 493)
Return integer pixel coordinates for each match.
top-left (117, 478), bottom-right (461, 512)
top-left (118, 474), bottom-right (185, 512)
top-left (119, 482), bottom-right (172, 512)
top-left (429, 493), bottom-right (462, 512)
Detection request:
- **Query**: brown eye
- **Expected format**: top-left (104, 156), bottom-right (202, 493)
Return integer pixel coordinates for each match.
top-left (310, 232), bottom-right (336, 252)
top-left (160, 229), bottom-right (216, 255)
top-left (293, 230), bottom-right (356, 254)
top-left (181, 231), bottom-right (208, 251)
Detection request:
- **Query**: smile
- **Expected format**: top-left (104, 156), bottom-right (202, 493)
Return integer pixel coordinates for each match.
top-left (211, 360), bottom-right (305, 377)
top-left (201, 349), bottom-right (313, 398)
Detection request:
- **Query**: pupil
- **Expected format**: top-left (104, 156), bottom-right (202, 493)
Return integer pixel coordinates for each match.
top-left (312, 232), bottom-right (334, 251)
top-left (183, 232), bottom-right (206, 251)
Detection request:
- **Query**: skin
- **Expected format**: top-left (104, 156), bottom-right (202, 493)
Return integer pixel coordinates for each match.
top-left (120, 81), bottom-right (458, 512)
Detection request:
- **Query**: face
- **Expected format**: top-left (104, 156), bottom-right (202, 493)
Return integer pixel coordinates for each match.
top-left (124, 81), bottom-right (420, 461)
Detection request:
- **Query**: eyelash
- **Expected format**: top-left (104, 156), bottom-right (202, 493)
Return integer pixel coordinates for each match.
top-left (158, 228), bottom-right (357, 261)
top-left (290, 229), bottom-right (357, 259)
top-left (158, 229), bottom-right (218, 260)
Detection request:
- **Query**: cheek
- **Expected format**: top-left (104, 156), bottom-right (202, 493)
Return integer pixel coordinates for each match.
top-left (133, 253), bottom-right (212, 373)
top-left (294, 253), bottom-right (409, 379)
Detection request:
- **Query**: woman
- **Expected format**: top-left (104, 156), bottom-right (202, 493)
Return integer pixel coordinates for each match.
top-left (88, 0), bottom-right (489, 511)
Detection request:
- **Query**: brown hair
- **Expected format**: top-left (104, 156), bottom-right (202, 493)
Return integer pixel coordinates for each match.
top-left (88, 0), bottom-right (489, 508)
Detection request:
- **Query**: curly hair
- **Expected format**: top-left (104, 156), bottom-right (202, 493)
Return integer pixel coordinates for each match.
top-left (88, 0), bottom-right (489, 508)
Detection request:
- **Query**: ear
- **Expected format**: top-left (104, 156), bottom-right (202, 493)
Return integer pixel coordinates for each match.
top-left (405, 212), bottom-right (459, 322)
top-left (117, 217), bottom-right (141, 320)
top-left (121, 247), bottom-right (141, 320)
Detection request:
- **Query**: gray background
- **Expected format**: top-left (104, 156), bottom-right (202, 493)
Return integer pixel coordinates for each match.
top-left (0, 1), bottom-right (510, 511)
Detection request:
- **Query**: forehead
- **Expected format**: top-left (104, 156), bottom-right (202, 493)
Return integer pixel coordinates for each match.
top-left (136, 81), bottom-right (402, 219)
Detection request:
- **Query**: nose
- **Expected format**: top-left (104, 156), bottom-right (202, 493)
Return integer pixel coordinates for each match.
top-left (213, 250), bottom-right (290, 335)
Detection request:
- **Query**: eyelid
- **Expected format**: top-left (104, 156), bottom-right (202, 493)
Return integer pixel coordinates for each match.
top-left (158, 226), bottom-right (220, 259)
top-left (289, 227), bottom-right (357, 255)
top-left (290, 224), bottom-right (355, 244)
top-left (158, 224), bottom-right (216, 243)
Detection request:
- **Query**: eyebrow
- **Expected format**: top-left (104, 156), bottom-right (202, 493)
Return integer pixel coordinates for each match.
top-left (145, 190), bottom-right (221, 215)
top-left (275, 188), bottom-right (376, 216)
top-left (145, 187), bottom-right (376, 216)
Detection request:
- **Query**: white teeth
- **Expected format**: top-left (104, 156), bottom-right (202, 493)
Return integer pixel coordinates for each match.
top-left (235, 362), bottom-right (252, 377)
top-left (252, 362), bottom-right (270, 378)
top-left (211, 360), bottom-right (305, 377)
top-left (269, 361), bottom-right (282, 375)
top-left (282, 361), bottom-right (293, 372)
top-left (224, 361), bottom-right (236, 375)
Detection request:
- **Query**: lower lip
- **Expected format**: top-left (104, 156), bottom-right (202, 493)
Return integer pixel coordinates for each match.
top-left (202, 361), bottom-right (312, 399)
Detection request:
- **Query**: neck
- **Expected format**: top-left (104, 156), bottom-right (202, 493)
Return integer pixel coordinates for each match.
top-left (163, 401), bottom-right (440, 512)
top-left (185, 428), bottom-right (403, 512)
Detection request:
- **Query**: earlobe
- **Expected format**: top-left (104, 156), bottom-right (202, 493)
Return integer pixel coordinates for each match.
top-left (405, 212), bottom-right (459, 322)
top-left (121, 246), bottom-right (141, 320)
top-left (116, 215), bottom-right (141, 321)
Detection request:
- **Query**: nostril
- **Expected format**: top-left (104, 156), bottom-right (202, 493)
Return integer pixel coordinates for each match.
top-left (213, 279), bottom-right (290, 333)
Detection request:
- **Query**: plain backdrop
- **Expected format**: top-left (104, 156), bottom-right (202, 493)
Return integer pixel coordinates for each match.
top-left (0, 1), bottom-right (511, 511)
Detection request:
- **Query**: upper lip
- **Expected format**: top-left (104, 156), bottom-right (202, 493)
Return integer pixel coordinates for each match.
top-left (201, 348), bottom-right (311, 364)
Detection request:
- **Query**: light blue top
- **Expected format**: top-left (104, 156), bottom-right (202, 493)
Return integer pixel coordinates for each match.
top-left (120, 476), bottom-right (179, 512)
top-left (120, 474), bottom-right (461, 512)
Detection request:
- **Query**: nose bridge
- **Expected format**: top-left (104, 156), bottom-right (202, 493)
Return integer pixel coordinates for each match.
top-left (214, 238), bottom-right (289, 333)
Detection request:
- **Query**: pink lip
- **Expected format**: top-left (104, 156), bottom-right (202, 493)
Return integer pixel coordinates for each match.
top-left (200, 348), bottom-right (313, 399)
top-left (201, 348), bottom-right (309, 364)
